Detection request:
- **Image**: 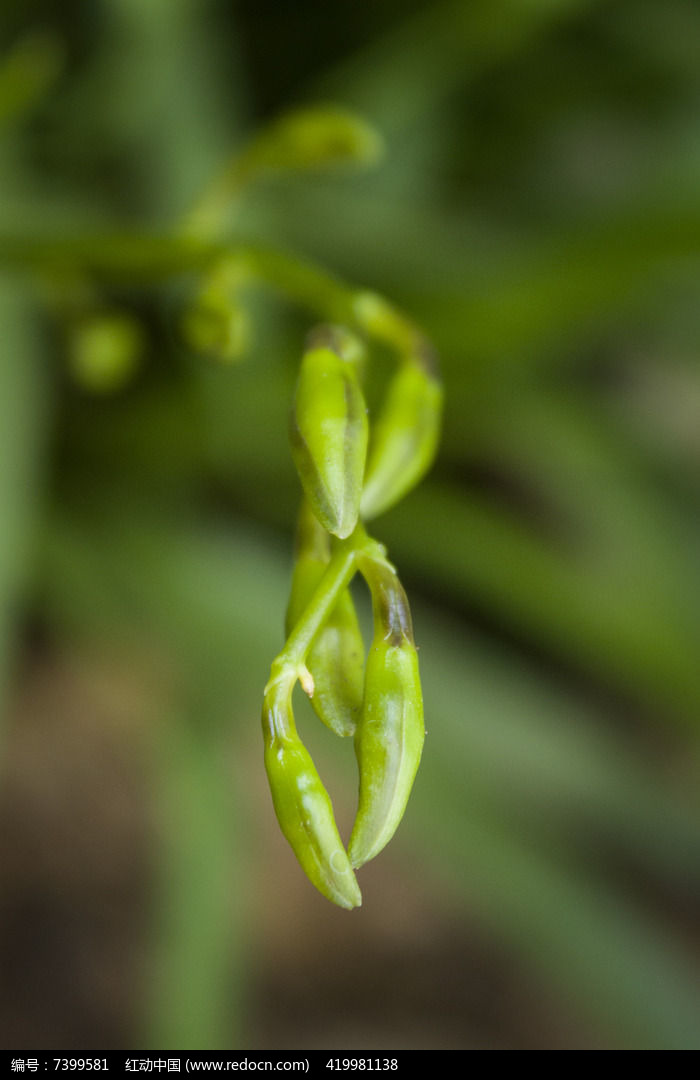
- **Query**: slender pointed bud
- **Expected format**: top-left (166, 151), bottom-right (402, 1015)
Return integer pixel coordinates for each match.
top-left (242, 106), bottom-right (384, 176)
top-left (361, 349), bottom-right (443, 519)
top-left (262, 680), bottom-right (362, 909)
top-left (349, 558), bottom-right (425, 869)
top-left (290, 326), bottom-right (368, 538)
top-left (286, 502), bottom-right (364, 737)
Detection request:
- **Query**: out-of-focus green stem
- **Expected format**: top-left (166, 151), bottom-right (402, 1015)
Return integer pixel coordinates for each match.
top-left (0, 279), bottom-right (46, 766)
top-left (114, 1), bottom-right (247, 1044)
top-left (147, 704), bottom-right (241, 1050)
top-left (0, 232), bottom-right (356, 330)
top-left (0, 231), bottom-right (217, 279)
top-left (0, 233), bottom-right (422, 357)
top-left (182, 106), bottom-right (384, 240)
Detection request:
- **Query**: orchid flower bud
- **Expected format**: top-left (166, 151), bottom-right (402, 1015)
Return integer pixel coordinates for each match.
top-left (361, 349), bottom-right (442, 520)
top-left (348, 557), bottom-right (425, 868)
top-left (262, 679), bottom-right (362, 909)
top-left (290, 326), bottom-right (368, 538)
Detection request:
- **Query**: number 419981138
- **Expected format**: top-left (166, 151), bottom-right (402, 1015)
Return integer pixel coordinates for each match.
top-left (326, 1062), bottom-right (398, 1071)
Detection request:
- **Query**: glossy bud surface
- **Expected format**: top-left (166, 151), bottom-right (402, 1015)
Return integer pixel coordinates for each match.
top-left (263, 684), bottom-right (361, 909)
top-left (290, 328), bottom-right (368, 538)
top-left (361, 353), bottom-right (442, 520)
top-left (349, 559), bottom-right (425, 868)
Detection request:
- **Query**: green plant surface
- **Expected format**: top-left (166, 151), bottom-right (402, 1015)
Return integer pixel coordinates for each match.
top-left (2, 0), bottom-right (700, 1052)
top-left (0, 280), bottom-right (47, 742)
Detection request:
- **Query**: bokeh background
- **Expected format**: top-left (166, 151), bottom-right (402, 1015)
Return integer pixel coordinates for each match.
top-left (2, 0), bottom-right (700, 1051)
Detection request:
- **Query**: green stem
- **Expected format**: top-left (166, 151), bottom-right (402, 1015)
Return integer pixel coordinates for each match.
top-left (0, 279), bottom-right (46, 765)
top-left (181, 159), bottom-right (250, 240)
top-left (356, 547), bottom-right (415, 649)
top-left (0, 233), bottom-right (424, 357)
top-left (263, 523), bottom-right (383, 740)
top-left (282, 526), bottom-right (385, 665)
top-left (148, 707), bottom-right (241, 1050)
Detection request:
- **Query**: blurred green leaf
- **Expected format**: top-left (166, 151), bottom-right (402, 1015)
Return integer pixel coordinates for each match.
top-left (0, 30), bottom-right (63, 130)
top-left (0, 277), bottom-right (46, 740)
top-left (378, 482), bottom-right (700, 724)
top-left (314, 0), bottom-right (603, 137)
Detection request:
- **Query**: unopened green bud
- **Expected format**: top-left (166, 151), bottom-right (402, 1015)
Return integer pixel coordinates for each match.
top-left (243, 105), bottom-right (384, 177)
top-left (181, 291), bottom-right (249, 362)
top-left (181, 259), bottom-right (250, 362)
top-left (184, 107), bottom-right (384, 238)
top-left (348, 558), bottom-right (424, 869)
top-left (286, 503), bottom-right (364, 737)
top-left (290, 326), bottom-right (368, 538)
top-left (68, 311), bottom-right (143, 393)
top-left (361, 351), bottom-right (442, 519)
top-left (262, 681), bottom-right (362, 909)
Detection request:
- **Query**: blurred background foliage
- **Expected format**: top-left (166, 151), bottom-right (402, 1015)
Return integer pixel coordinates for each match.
top-left (1, 0), bottom-right (700, 1052)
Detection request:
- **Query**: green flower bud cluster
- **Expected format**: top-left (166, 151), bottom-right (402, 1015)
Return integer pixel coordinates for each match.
top-left (263, 321), bottom-right (441, 908)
